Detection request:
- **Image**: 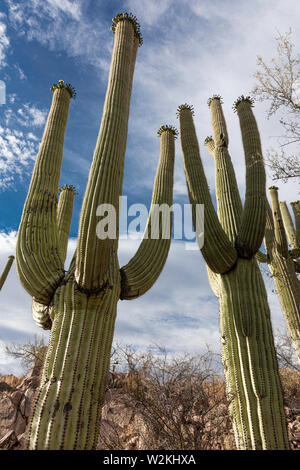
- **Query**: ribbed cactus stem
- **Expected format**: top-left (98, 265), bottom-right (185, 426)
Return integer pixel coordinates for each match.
top-left (291, 201), bottom-right (300, 247)
top-left (264, 201), bottom-right (300, 365)
top-left (120, 128), bottom-right (175, 299)
top-left (0, 256), bottom-right (14, 291)
top-left (280, 201), bottom-right (297, 250)
top-left (269, 187), bottom-right (289, 258)
top-left (234, 99), bottom-right (266, 258)
top-left (76, 19), bottom-right (140, 292)
top-left (220, 258), bottom-right (289, 449)
top-left (29, 260), bottom-right (120, 450)
top-left (57, 185), bottom-right (75, 264)
top-left (179, 107), bottom-right (238, 273)
top-left (16, 86), bottom-right (71, 304)
top-left (209, 96), bottom-right (229, 147)
top-left (208, 98), bottom-right (243, 243)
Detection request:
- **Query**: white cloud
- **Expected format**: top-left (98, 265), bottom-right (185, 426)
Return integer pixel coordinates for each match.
top-left (0, 17), bottom-right (9, 68)
top-left (16, 104), bottom-right (47, 127)
top-left (14, 64), bottom-right (27, 80)
top-left (6, 0), bottom-right (111, 72)
top-left (0, 125), bottom-right (38, 190)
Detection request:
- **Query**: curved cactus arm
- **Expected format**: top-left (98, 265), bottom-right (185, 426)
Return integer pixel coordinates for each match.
top-left (207, 97), bottom-right (243, 243)
top-left (0, 255), bottom-right (14, 291)
top-left (280, 201), bottom-right (297, 251)
top-left (178, 105), bottom-right (237, 274)
top-left (120, 127), bottom-right (176, 300)
top-left (32, 301), bottom-right (52, 330)
top-left (32, 185), bottom-right (76, 331)
top-left (75, 19), bottom-right (140, 292)
top-left (16, 84), bottom-right (72, 304)
top-left (269, 187), bottom-right (289, 258)
top-left (291, 201), bottom-right (300, 248)
top-left (234, 97), bottom-right (266, 258)
top-left (57, 185), bottom-right (76, 265)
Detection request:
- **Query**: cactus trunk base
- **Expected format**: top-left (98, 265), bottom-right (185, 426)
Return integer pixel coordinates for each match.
top-left (28, 271), bottom-right (120, 450)
top-left (219, 258), bottom-right (289, 450)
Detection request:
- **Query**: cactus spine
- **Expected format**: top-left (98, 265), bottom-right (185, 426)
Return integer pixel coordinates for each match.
top-left (178, 97), bottom-right (289, 449)
top-left (261, 188), bottom-right (300, 364)
top-left (0, 256), bottom-right (14, 291)
top-left (16, 14), bottom-right (175, 449)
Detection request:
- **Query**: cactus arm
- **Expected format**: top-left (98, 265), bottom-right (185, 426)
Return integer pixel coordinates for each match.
top-left (178, 106), bottom-right (238, 274)
top-left (204, 136), bottom-right (215, 156)
top-left (280, 201), bottom-right (297, 250)
top-left (291, 201), bottom-right (300, 248)
top-left (206, 98), bottom-right (243, 243)
top-left (31, 185), bottom-right (76, 331)
top-left (0, 256), bottom-right (14, 291)
top-left (269, 187), bottom-right (289, 258)
top-left (234, 97), bottom-right (266, 258)
top-left (57, 185), bottom-right (75, 265)
top-left (120, 128), bottom-right (176, 300)
top-left (16, 85), bottom-right (72, 304)
top-left (75, 19), bottom-right (140, 292)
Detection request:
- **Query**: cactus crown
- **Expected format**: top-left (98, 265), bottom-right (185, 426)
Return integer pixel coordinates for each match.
top-left (204, 135), bottom-right (214, 144)
top-left (232, 95), bottom-right (254, 112)
top-left (176, 103), bottom-right (194, 117)
top-left (58, 184), bottom-right (78, 195)
top-left (51, 80), bottom-right (76, 99)
top-left (157, 125), bottom-right (178, 139)
top-left (111, 12), bottom-right (143, 46)
top-left (207, 95), bottom-right (223, 107)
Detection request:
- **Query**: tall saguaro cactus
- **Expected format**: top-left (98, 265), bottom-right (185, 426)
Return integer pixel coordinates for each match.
top-left (16, 14), bottom-right (175, 449)
top-left (178, 96), bottom-right (289, 450)
top-left (0, 256), bottom-right (14, 291)
top-left (259, 188), bottom-right (300, 364)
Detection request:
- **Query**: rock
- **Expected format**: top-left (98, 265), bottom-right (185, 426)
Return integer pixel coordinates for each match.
top-left (0, 430), bottom-right (17, 449)
top-left (0, 394), bottom-right (17, 439)
top-left (10, 391), bottom-right (23, 407)
top-left (0, 382), bottom-right (13, 393)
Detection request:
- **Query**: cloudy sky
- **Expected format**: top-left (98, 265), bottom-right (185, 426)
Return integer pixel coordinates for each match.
top-left (0, 0), bottom-right (299, 375)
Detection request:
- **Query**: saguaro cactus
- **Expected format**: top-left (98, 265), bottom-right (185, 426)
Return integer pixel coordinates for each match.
top-left (0, 256), bottom-right (14, 291)
top-left (178, 96), bottom-right (289, 449)
top-left (16, 14), bottom-right (176, 449)
top-left (259, 188), bottom-right (300, 364)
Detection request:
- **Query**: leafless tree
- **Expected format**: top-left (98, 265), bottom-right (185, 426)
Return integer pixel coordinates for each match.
top-left (253, 29), bottom-right (300, 182)
top-left (103, 344), bottom-right (233, 450)
top-left (4, 334), bottom-right (47, 372)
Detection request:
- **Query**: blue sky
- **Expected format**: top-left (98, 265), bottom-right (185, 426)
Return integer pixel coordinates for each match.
top-left (0, 0), bottom-right (299, 374)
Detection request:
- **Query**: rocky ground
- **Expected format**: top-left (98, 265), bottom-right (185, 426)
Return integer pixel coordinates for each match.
top-left (0, 360), bottom-right (299, 450)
